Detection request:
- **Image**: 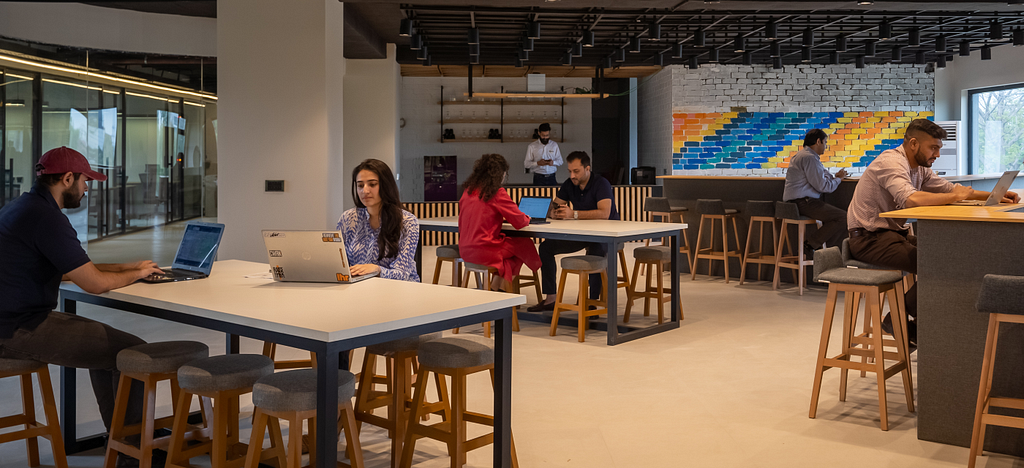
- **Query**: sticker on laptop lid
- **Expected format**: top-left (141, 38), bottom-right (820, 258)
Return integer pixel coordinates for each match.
top-left (272, 266), bottom-right (285, 279)
top-left (339, 249), bottom-right (348, 269)
top-left (322, 233), bottom-right (342, 242)
top-left (264, 232), bottom-right (286, 238)
top-left (337, 274), bottom-right (349, 282)
top-left (269, 250), bottom-right (282, 258)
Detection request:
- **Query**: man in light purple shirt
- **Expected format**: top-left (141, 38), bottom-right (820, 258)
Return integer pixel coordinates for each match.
top-left (783, 129), bottom-right (849, 250)
top-left (847, 118), bottom-right (1019, 344)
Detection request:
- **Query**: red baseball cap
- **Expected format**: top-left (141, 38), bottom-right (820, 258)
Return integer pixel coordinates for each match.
top-left (36, 147), bottom-right (107, 182)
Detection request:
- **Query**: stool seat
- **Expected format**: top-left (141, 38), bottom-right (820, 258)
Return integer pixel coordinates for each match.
top-left (436, 244), bottom-right (460, 259)
top-left (560, 255), bottom-right (605, 271)
top-left (177, 354), bottom-right (274, 393)
top-left (253, 369), bottom-right (356, 413)
top-left (841, 238), bottom-right (890, 270)
top-left (366, 332), bottom-right (442, 355)
top-left (817, 269), bottom-right (905, 286)
top-left (696, 199), bottom-right (739, 216)
top-left (977, 274), bottom-right (1024, 315)
top-left (464, 262), bottom-right (495, 271)
top-left (0, 357), bottom-right (44, 374)
top-left (633, 246), bottom-right (672, 262)
top-left (117, 341), bottom-right (210, 374)
top-left (417, 336), bottom-right (494, 369)
top-left (746, 200), bottom-right (776, 218)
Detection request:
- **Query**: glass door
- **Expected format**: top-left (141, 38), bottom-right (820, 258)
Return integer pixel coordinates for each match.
top-left (1, 69), bottom-right (36, 209)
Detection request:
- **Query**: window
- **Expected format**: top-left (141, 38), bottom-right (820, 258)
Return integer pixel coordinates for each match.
top-left (969, 83), bottom-right (1024, 174)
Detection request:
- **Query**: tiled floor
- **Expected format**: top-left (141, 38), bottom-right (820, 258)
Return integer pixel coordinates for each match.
top-left (0, 222), bottom-right (1019, 467)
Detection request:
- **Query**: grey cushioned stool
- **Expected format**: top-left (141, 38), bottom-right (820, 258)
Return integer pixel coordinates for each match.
top-left (355, 333), bottom-right (449, 467)
top-left (969, 274), bottom-right (1024, 468)
top-left (625, 246), bottom-right (684, 324)
top-left (551, 255), bottom-right (610, 342)
top-left (0, 358), bottom-right (67, 468)
top-left (105, 341), bottom-right (209, 468)
top-left (691, 199), bottom-right (742, 283)
top-left (807, 247), bottom-right (914, 432)
top-left (246, 369), bottom-right (363, 468)
top-left (458, 262), bottom-right (507, 337)
top-left (643, 197), bottom-right (693, 270)
top-left (398, 336), bottom-right (519, 468)
top-left (739, 200), bottom-right (779, 285)
top-left (433, 244), bottom-right (463, 287)
top-left (773, 201), bottom-right (818, 295)
top-left (166, 354), bottom-right (274, 468)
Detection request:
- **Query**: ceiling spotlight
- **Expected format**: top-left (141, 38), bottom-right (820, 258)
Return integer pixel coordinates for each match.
top-left (518, 48), bottom-right (529, 60)
top-left (879, 20), bottom-right (891, 40)
top-left (516, 57), bottom-right (525, 68)
top-left (936, 35), bottom-right (947, 52)
top-left (615, 48), bottom-right (626, 62)
top-left (830, 51), bottom-right (840, 65)
top-left (858, 1), bottom-right (874, 4)
top-left (468, 27), bottom-right (479, 45)
top-left (743, 51), bottom-right (753, 65)
top-left (563, 52), bottom-right (572, 65)
top-left (522, 37), bottom-right (534, 52)
top-left (937, 55), bottom-right (947, 68)
top-left (891, 46), bottom-right (903, 62)
top-left (695, 29), bottom-right (706, 47)
top-left (865, 40), bottom-right (876, 57)
top-left (630, 36), bottom-right (641, 53)
top-left (990, 20), bottom-right (1003, 40)
top-left (909, 27), bottom-right (920, 46)
top-left (960, 39), bottom-right (971, 56)
top-left (470, 43), bottom-right (479, 56)
top-left (572, 42), bottom-right (583, 57)
top-left (410, 34), bottom-right (423, 50)
top-left (708, 48), bottom-right (719, 63)
top-left (803, 28), bottom-right (814, 47)
top-left (689, 56), bottom-right (700, 69)
top-left (982, 45), bottom-right (992, 60)
top-left (603, 56), bottom-right (613, 69)
top-left (836, 34), bottom-right (848, 52)
top-left (915, 51), bottom-right (926, 65)
top-left (583, 30), bottom-right (595, 47)
top-left (773, 56), bottom-right (783, 69)
top-left (527, 21), bottom-right (541, 39)
top-left (422, 55), bottom-right (431, 66)
top-left (1014, 28), bottom-right (1024, 46)
top-left (399, 18), bottom-right (413, 37)
top-left (654, 53), bottom-right (664, 66)
top-left (856, 55), bottom-right (866, 68)
top-left (802, 47), bottom-right (812, 62)
top-left (650, 23), bottom-right (661, 41)
top-left (417, 46), bottom-right (428, 60)
top-left (766, 20), bottom-right (778, 40)
top-left (674, 43), bottom-right (685, 58)
top-left (734, 34), bottom-right (746, 53)
top-left (771, 41), bottom-right (782, 57)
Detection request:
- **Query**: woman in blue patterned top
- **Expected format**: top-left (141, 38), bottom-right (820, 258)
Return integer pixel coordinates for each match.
top-left (337, 159), bottom-right (420, 282)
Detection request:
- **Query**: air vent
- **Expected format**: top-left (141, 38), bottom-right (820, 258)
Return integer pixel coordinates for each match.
top-left (265, 180), bottom-right (285, 192)
top-left (937, 121), bottom-right (957, 140)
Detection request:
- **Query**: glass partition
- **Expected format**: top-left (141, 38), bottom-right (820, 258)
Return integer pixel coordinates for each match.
top-left (970, 84), bottom-right (1024, 174)
top-left (1, 69), bottom-right (35, 207)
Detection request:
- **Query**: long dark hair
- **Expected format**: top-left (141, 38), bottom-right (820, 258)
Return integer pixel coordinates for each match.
top-left (351, 159), bottom-right (403, 261)
top-left (462, 153), bottom-right (509, 202)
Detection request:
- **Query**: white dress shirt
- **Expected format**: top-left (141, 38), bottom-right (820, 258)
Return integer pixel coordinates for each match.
top-left (524, 139), bottom-right (562, 175)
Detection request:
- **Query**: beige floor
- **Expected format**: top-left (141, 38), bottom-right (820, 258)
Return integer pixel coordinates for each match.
top-left (0, 223), bottom-right (1019, 468)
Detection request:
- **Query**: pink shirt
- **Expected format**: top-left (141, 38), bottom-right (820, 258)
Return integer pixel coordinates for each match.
top-left (847, 144), bottom-right (955, 232)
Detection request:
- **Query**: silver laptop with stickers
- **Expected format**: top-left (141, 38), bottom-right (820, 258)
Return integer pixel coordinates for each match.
top-left (951, 170), bottom-right (1019, 206)
top-left (261, 230), bottom-right (378, 283)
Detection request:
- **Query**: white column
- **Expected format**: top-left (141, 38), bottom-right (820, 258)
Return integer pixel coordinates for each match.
top-left (217, 0), bottom-right (346, 261)
top-left (343, 43), bottom-right (402, 209)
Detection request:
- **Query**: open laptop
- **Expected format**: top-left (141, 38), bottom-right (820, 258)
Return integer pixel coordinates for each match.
top-left (261, 230), bottom-right (378, 283)
top-left (951, 170), bottom-right (1019, 206)
top-left (518, 196), bottom-right (552, 224)
top-left (140, 221), bottom-right (225, 283)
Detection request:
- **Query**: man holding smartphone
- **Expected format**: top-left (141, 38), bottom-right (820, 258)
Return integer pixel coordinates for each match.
top-left (524, 122), bottom-right (562, 186)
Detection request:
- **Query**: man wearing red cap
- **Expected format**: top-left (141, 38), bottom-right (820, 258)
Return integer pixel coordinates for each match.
top-left (0, 147), bottom-right (163, 466)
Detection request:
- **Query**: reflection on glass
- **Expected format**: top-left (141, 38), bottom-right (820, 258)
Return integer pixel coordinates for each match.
top-left (972, 86), bottom-right (1024, 174)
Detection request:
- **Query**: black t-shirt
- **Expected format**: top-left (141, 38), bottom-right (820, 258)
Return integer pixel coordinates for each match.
top-left (0, 185), bottom-right (91, 338)
top-left (556, 174), bottom-right (620, 220)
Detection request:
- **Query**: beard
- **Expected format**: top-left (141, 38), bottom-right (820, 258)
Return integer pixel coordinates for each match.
top-left (913, 149), bottom-right (934, 168)
top-left (62, 185), bottom-right (84, 209)
top-left (540, 138), bottom-right (550, 145)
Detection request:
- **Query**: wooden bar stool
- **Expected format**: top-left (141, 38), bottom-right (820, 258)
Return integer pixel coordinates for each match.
top-left (104, 341), bottom-right (211, 468)
top-left (691, 199), bottom-right (742, 283)
top-left (166, 354), bottom-right (275, 468)
top-left (773, 201), bottom-right (817, 295)
top-left (245, 368), bottom-right (364, 468)
top-left (0, 358), bottom-right (67, 468)
top-left (456, 262), bottom-right (512, 337)
top-left (625, 246), bottom-right (684, 324)
top-left (739, 200), bottom-right (779, 285)
top-left (808, 247), bottom-right (914, 431)
top-left (969, 274), bottom-right (1024, 468)
top-left (550, 255), bottom-right (608, 342)
top-left (259, 341), bottom-right (315, 370)
top-left (398, 336), bottom-right (519, 468)
top-left (432, 244), bottom-right (463, 287)
top-left (354, 333), bottom-right (449, 468)
top-left (642, 197), bottom-right (692, 271)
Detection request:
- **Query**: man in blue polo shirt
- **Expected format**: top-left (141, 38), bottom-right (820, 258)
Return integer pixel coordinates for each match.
top-left (528, 151), bottom-right (619, 311)
top-left (0, 147), bottom-right (163, 466)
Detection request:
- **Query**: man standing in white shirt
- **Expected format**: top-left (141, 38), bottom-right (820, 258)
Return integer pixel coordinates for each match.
top-left (524, 123), bottom-right (562, 185)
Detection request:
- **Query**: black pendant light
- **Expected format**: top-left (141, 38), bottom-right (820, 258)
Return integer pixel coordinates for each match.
top-left (743, 51), bottom-right (753, 66)
top-left (856, 55), bottom-right (865, 68)
top-left (689, 56), bottom-right (700, 69)
top-left (630, 36), bottom-right (641, 53)
top-left (650, 23), bottom-right (661, 41)
top-left (981, 45), bottom-right (992, 60)
top-left (766, 20), bottom-right (778, 40)
top-left (891, 46), bottom-right (903, 62)
top-left (562, 52), bottom-right (572, 65)
top-left (470, 54), bottom-right (479, 65)
top-left (410, 34), bottom-right (423, 50)
top-left (830, 51), bottom-right (840, 65)
top-left (734, 34), bottom-right (746, 53)
top-left (615, 48), bottom-right (626, 62)
top-left (527, 21), bottom-right (541, 39)
top-left (583, 30), bottom-right (595, 48)
top-left (654, 53), bottom-right (664, 66)
top-left (695, 29), bottom-right (706, 47)
top-left (417, 46), bottom-right (428, 60)
top-left (399, 18), bottom-right (413, 37)
top-left (516, 57), bottom-right (525, 68)
top-left (708, 48), bottom-right (719, 63)
top-left (915, 51), bottom-right (926, 65)
top-left (802, 47), bottom-right (812, 63)
top-left (909, 28), bottom-right (921, 47)
top-left (674, 43), bottom-right (685, 58)
top-left (603, 56), bottom-right (613, 69)
top-left (1014, 28), bottom-right (1024, 47)
top-left (518, 48), bottom-right (529, 60)
top-left (773, 56), bottom-right (783, 69)
top-left (879, 20), bottom-right (891, 40)
top-left (936, 35), bottom-right (947, 52)
top-left (990, 20), bottom-right (1003, 40)
top-left (960, 40), bottom-right (971, 56)
top-left (937, 55), bottom-right (947, 68)
top-left (572, 42), bottom-right (583, 57)
top-left (771, 41), bottom-right (782, 57)
top-left (836, 34), bottom-right (847, 52)
top-left (803, 28), bottom-right (814, 47)
top-left (522, 37), bottom-right (534, 52)
top-left (423, 55), bottom-right (431, 66)
top-left (468, 27), bottom-right (479, 45)
top-left (865, 40), bottom-right (876, 57)
top-left (469, 43), bottom-right (479, 56)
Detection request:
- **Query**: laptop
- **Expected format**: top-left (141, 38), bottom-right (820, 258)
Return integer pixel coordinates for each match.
top-left (261, 230), bottom-right (379, 283)
top-left (140, 221), bottom-right (225, 283)
top-left (518, 196), bottom-right (552, 224)
top-left (951, 170), bottom-right (1019, 206)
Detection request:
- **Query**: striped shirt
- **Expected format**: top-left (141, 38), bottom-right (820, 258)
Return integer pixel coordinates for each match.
top-left (847, 144), bottom-right (955, 232)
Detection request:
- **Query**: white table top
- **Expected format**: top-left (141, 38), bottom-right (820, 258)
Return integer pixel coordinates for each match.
top-left (418, 217), bottom-right (687, 237)
top-left (60, 260), bottom-right (524, 343)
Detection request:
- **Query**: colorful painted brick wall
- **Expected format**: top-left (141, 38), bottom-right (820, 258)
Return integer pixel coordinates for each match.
top-left (671, 110), bottom-right (935, 175)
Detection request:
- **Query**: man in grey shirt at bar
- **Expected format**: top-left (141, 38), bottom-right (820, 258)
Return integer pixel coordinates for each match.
top-left (783, 128), bottom-right (848, 250)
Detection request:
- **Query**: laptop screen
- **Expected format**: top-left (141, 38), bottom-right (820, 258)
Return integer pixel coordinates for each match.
top-left (172, 223), bottom-right (225, 273)
top-left (518, 197), bottom-right (550, 220)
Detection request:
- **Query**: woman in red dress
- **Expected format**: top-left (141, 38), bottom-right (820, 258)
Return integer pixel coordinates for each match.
top-left (458, 153), bottom-right (542, 291)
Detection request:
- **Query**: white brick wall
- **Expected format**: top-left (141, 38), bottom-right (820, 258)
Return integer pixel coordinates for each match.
top-left (637, 67), bottom-right (673, 176)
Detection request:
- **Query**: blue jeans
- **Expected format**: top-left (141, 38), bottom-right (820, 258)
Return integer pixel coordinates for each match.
top-left (533, 172), bottom-right (557, 186)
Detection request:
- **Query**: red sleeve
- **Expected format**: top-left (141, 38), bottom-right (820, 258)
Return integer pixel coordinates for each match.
top-left (492, 188), bottom-right (531, 230)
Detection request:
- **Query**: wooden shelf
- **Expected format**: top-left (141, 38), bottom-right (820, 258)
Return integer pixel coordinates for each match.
top-left (438, 138), bottom-right (566, 143)
top-left (441, 119), bottom-right (565, 124)
top-left (437, 100), bottom-right (502, 106)
top-left (502, 120), bottom-right (566, 124)
top-left (465, 92), bottom-right (607, 99)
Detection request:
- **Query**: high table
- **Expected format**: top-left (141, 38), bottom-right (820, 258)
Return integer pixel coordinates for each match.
top-left (881, 204), bottom-right (1024, 456)
top-left (58, 259), bottom-right (524, 468)
top-left (418, 218), bottom-right (686, 345)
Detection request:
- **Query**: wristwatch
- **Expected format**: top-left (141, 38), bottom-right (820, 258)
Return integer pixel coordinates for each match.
top-left (573, 210), bottom-right (579, 220)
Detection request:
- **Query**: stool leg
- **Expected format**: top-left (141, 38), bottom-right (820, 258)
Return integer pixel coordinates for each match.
top-left (166, 390), bottom-right (193, 467)
top-left (284, 414), bottom-right (302, 468)
top-left (578, 272), bottom-right (589, 342)
top-left (886, 286), bottom-right (915, 412)
top-left (391, 355), bottom-right (413, 467)
top-left (488, 368), bottom-right (520, 468)
top-left (773, 221), bottom-right (790, 291)
top-left (35, 368), bottom-right (67, 468)
top-left (432, 257), bottom-right (444, 285)
top-left (691, 216), bottom-right (706, 281)
top-left (624, 259), bottom-right (642, 323)
top-left (643, 262), bottom-right (654, 317)
top-left (839, 292), bottom-right (855, 402)
top-left (451, 369), bottom-right (467, 468)
top-left (139, 377), bottom-right (159, 468)
top-left (866, 290), bottom-right (889, 431)
top-left (655, 261), bottom-right (665, 324)
top-left (20, 373), bottom-right (39, 467)
top-left (340, 401), bottom-right (365, 468)
top-left (809, 285), bottom-right (839, 419)
top-left (720, 217), bottom-right (730, 283)
top-left (243, 409), bottom-right (268, 468)
top-left (739, 219), bottom-right (756, 285)
top-left (796, 224), bottom-right (807, 295)
top-left (103, 373), bottom-right (134, 468)
top-left (550, 270), bottom-right (569, 337)
top-left (969, 314), bottom-right (1001, 468)
top-left (681, 226), bottom-right (693, 271)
